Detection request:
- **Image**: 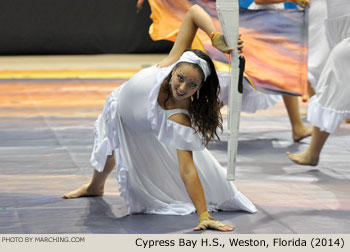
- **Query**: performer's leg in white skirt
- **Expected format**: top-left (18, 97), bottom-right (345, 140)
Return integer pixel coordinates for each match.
top-left (62, 154), bottom-right (115, 198)
top-left (287, 38), bottom-right (350, 165)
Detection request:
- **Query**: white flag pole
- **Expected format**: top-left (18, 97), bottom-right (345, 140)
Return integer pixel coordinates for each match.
top-left (216, 0), bottom-right (242, 181)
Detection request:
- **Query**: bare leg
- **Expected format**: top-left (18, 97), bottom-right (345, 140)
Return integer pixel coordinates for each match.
top-left (283, 96), bottom-right (312, 142)
top-left (287, 126), bottom-right (329, 166)
top-left (62, 154), bottom-right (116, 199)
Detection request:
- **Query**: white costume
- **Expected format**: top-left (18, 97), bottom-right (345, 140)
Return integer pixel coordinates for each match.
top-left (218, 71), bottom-right (282, 113)
top-left (308, 0), bottom-right (329, 88)
top-left (248, 1), bottom-right (284, 9)
top-left (307, 0), bottom-right (350, 133)
top-left (90, 55), bottom-right (257, 215)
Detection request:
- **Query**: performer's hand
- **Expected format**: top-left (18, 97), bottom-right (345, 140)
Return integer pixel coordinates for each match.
top-left (136, 0), bottom-right (144, 12)
top-left (291, 0), bottom-right (310, 9)
top-left (237, 34), bottom-right (244, 54)
top-left (211, 32), bottom-right (233, 54)
top-left (193, 211), bottom-right (235, 232)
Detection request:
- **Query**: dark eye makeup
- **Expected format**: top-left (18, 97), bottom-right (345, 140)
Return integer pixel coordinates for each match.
top-left (188, 82), bottom-right (197, 88)
top-left (177, 74), bottom-right (184, 82)
top-left (176, 72), bottom-right (199, 89)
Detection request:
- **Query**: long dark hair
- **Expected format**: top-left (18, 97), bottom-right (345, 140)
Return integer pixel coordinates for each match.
top-left (163, 49), bottom-right (223, 146)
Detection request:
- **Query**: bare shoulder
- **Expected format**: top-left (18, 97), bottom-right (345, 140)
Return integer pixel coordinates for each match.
top-left (168, 113), bottom-right (191, 127)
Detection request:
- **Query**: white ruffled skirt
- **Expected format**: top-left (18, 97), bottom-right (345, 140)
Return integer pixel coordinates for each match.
top-left (308, 6), bottom-right (350, 133)
top-left (218, 71), bottom-right (282, 113)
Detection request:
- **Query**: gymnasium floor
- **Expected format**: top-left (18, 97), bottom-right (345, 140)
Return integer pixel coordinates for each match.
top-left (0, 55), bottom-right (349, 234)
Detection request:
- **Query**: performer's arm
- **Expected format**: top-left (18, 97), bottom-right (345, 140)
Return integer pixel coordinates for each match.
top-left (170, 114), bottom-right (207, 217)
top-left (158, 5), bottom-right (216, 67)
top-left (172, 114), bottom-right (234, 232)
top-left (177, 149), bottom-right (234, 232)
top-left (177, 149), bottom-right (207, 214)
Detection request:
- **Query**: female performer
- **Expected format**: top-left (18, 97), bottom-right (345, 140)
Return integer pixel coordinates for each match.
top-left (63, 4), bottom-right (256, 232)
top-left (287, 0), bottom-right (350, 165)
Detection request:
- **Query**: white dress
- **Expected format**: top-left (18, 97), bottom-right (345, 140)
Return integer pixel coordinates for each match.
top-left (218, 71), bottom-right (282, 113)
top-left (248, 2), bottom-right (284, 10)
top-left (307, 0), bottom-right (350, 133)
top-left (90, 63), bottom-right (257, 215)
top-left (308, 0), bottom-right (330, 88)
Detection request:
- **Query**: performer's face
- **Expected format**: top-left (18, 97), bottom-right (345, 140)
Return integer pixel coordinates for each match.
top-left (170, 63), bottom-right (203, 100)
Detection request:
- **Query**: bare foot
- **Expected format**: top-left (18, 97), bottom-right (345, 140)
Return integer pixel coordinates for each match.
top-left (62, 184), bottom-right (104, 199)
top-left (286, 151), bottom-right (319, 166)
top-left (293, 126), bottom-right (312, 142)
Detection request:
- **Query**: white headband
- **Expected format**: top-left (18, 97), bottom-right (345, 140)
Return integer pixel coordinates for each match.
top-left (177, 51), bottom-right (211, 81)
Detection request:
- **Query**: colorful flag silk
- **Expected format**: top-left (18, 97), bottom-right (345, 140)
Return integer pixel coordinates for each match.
top-left (141, 0), bottom-right (308, 95)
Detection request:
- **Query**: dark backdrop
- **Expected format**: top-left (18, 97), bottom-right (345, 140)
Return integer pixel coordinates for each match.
top-left (0, 0), bottom-right (173, 55)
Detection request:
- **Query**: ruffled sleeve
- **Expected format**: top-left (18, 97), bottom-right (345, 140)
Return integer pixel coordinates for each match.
top-left (158, 116), bottom-right (204, 151)
top-left (147, 64), bottom-right (205, 151)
